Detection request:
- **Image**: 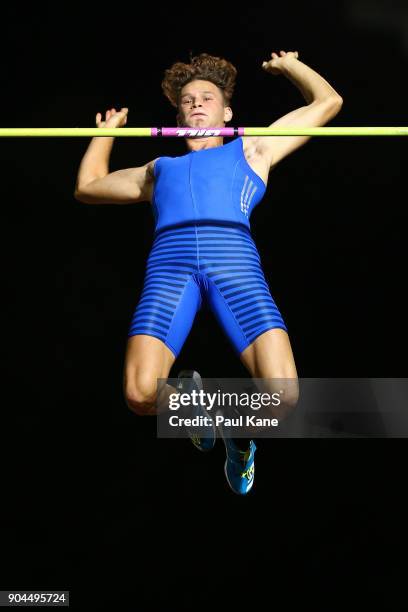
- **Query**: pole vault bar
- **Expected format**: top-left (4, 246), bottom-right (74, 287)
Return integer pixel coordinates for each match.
top-left (0, 127), bottom-right (407, 137)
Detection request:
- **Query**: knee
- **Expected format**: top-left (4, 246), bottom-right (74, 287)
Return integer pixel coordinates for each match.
top-left (262, 377), bottom-right (299, 420)
top-left (280, 378), bottom-right (299, 411)
top-left (124, 376), bottom-right (158, 416)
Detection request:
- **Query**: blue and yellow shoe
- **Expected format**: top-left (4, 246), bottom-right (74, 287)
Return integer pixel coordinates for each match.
top-left (216, 411), bottom-right (256, 494)
top-left (224, 439), bottom-right (257, 495)
top-left (177, 370), bottom-right (215, 452)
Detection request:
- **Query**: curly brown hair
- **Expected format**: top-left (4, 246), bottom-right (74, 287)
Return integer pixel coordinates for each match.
top-left (161, 52), bottom-right (237, 108)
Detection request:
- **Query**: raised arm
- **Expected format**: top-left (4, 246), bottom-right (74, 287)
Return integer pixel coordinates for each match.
top-left (253, 51), bottom-right (343, 169)
top-left (74, 107), bottom-right (157, 205)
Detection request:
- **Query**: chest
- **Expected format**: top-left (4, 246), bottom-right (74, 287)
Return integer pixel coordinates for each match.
top-left (148, 141), bottom-right (269, 203)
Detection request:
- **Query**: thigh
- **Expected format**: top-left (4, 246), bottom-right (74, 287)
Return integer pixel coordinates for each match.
top-left (240, 328), bottom-right (299, 420)
top-left (127, 228), bottom-right (203, 359)
top-left (123, 334), bottom-right (176, 395)
top-left (239, 328), bottom-right (298, 379)
top-left (128, 274), bottom-right (201, 359)
top-left (205, 244), bottom-right (288, 358)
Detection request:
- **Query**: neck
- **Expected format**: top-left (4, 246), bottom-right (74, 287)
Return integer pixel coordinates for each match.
top-left (185, 136), bottom-right (224, 152)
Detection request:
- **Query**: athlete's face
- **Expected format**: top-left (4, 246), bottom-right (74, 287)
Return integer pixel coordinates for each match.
top-left (177, 80), bottom-right (232, 127)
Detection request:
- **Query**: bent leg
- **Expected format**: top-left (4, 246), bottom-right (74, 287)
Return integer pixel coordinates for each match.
top-left (125, 273), bottom-right (202, 415)
top-left (123, 334), bottom-right (178, 416)
top-left (125, 226), bottom-right (205, 414)
top-left (199, 225), bottom-right (298, 421)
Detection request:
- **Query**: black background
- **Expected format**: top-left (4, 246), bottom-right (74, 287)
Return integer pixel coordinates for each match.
top-left (1, 1), bottom-right (407, 609)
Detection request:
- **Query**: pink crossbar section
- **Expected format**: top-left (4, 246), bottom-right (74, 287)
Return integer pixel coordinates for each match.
top-left (150, 127), bottom-right (245, 137)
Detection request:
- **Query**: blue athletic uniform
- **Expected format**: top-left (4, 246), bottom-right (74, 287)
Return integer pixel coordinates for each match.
top-left (127, 136), bottom-right (288, 358)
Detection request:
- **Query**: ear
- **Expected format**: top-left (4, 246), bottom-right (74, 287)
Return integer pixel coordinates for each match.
top-left (224, 106), bottom-right (233, 123)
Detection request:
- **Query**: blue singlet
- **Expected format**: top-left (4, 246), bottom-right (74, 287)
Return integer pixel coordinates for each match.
top-left (127, 137), bottom-right (288, 357)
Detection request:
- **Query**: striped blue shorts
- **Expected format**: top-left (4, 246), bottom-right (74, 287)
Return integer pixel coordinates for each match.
top-left (127, 222), bottom-right (288, 358)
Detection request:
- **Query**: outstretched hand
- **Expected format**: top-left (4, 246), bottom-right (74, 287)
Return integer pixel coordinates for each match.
top-left (96, 107), bottom-right (129, 128)
top-left (262, 50), bottom-right (299, 75)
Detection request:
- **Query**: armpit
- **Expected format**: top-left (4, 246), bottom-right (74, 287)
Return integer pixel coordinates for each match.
top-left (147, 157), bottom-right (160, 182)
